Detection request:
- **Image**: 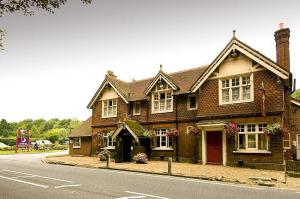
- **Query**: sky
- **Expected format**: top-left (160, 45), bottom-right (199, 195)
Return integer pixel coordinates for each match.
top-left (0, 0), bottom-right (299, 122)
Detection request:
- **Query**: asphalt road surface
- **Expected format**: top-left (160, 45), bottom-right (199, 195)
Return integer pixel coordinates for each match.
top-left (0, 153), bottom-right (299, 199)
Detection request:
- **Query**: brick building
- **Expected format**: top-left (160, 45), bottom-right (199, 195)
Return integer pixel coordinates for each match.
top-left (69, 24), bottom-right (298, 169)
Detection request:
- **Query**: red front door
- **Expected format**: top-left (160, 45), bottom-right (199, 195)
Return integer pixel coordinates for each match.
top-left (207, 131), bottom-right (223, 164)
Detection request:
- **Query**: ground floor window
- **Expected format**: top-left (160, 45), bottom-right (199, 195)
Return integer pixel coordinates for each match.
top-left (283, 133), bottom-right (291, 149)
top-left (73, 137), bottom-right (81, 148)
top-left (154, 129), bottom-right (172, 148)
top-left (237, 124), bottom-right (268, 151)
top-left (103, 131), bottom-right (115, 148)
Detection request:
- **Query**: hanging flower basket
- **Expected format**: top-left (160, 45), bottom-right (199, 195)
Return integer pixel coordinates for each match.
top-left (187, 126), bottom-right (200, 136)
top-left (263, 123), bottom-right (288, 137)
top-left (225, 122), bottom-right (239, 138)
top-left (166, 128), bottom-right (178, 138)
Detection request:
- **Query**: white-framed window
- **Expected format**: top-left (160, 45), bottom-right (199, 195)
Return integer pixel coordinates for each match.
top-left (133, 101), bottom-right (141, 115)
top-left (297, 134), bottom-right (300, 149)
top-left (155, 129), bottom-right (172, 148)
top-left (219, 74), bottom-right (253, 105)
top-left (102, 99), bottom-right (117, 118)
top-left (73, 137), bottom-right (81, 148)
top-left (237, 124), bottom-right (268, 151)
top-left (103, 132), bottom-right (115, 148)
top-left (187, 95), bottom-right (197, 110)
top-left (152, 81), bottom-right (173, 113)
top-left (283, 133), bottom-right (291, 149)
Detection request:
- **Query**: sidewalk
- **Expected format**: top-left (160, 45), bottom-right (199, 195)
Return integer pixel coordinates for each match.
top-left (45, 155), bottom-right (300, 190)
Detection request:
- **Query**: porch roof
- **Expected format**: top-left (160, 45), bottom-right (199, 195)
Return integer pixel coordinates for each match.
top-left (112, 119), bottom-right (146, 142)
top-left (196, 120), bottom-right (227, 130)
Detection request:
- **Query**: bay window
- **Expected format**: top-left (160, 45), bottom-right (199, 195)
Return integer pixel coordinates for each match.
top-left (237, 124), bottom-right (268, 151)
top-left (220, 74), bottom-right (253, 104)
top-left (102, 99), bottom-right (117, 118)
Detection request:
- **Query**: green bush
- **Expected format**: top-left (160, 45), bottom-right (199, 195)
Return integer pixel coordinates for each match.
top-left (0, 137), bottom-right (16, 146)
top-left (51, 144), bottom-right (69, 150)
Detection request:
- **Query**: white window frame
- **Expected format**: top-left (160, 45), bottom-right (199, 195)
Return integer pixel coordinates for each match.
top-left (154, 129), bottom-right (172, 149)
top-left (237, 124), bottom-right (269, 152)
top-left (73, 137), bottom-right (81, 148)
top-left (151, 83), bottom-right (173, 114)
top-left (103, 131), bottom-right (115, 149)
top-left (187, 95), bottom-right (197, 110)
top-left (296, 134), bottom-right (300, 149)
top-left (283, 133), bottom-right (291, 149)
top-left (133, 101), bottom-right (141, 115)
top-left (219, 74), bottom-right (254, 105)
top-left (102, 99), bottom-right (117, 118)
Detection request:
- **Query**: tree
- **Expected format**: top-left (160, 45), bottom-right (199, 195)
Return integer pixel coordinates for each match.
top-left (292, 89), bottom-right (300, 101)
top-left (0, 119), bottom-right (10, 137)
top-left (0, 0), bottom-right (92, 49)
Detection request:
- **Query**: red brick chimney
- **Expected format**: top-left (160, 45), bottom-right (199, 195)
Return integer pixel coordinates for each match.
top-left (274, 23), bottom-right (290, 71)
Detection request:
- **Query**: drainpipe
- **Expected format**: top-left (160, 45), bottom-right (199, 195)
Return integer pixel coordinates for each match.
top-left (175, 95), bottom-right (179, 161)
top-left (90, 135), bottom-right (93, 157)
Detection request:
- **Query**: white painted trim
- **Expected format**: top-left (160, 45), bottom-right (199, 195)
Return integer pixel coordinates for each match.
top-left (111, 124), bottom-right (139, 143)
top-left (292, 99), bottom-right (300, 107)
top-left (151, 90), bottom-right (174, 114)
top-left (88, 81), bottom-right (128, 109)
top-left (201, 130), bottom-right (207, 165)
top-left (101, 98), bottom-right (118, 118)
top-left (233, 150), bottom-right (271, 154)
top-left (151, 148), bottom-right (173, 151)
top-left (145, 73), bottom-right (177, 95)
top-left (191, 40), bottom-right (289, 92)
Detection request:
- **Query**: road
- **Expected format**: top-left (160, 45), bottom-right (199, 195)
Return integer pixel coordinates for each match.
top-left (0, 153), bottom-right (299, 199)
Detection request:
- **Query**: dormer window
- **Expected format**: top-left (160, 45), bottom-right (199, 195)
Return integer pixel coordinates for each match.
top-left (219, 74), bottom-right (253, 105)
top-left (102, 99), bottom-right (117, 118)
top-left (152, 81), bottom-right (173, 113)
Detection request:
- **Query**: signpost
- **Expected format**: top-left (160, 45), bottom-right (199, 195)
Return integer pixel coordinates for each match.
top-left (16, 129), bottom-right (30, 152)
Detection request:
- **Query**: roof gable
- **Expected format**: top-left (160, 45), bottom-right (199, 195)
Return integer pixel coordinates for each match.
top-left (191, 37), bottom-right (290, 92)
top-left (87, 76), bottom-right (129, 109)
top-left (144, 69), bottom-right (178, 95)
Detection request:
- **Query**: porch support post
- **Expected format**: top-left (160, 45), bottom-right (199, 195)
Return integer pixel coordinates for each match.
top-left (201, 130), bottom-right (206, 165)
top-left (222, 130), bottom-right (227, 166)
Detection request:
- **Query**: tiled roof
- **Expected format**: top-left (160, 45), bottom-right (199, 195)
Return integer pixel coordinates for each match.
top-left (69, 117), bottom-right (92, 137)
top-left (91, 65), bottom-right (208, 103)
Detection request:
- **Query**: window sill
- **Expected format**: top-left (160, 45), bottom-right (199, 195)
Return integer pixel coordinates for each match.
top-left (101, 146), bottom-right (115, 150)
top-left (151, 110), bottom-right (173, 114)
top-left (233, 150), bottom-right (271, 154)
top-left (133, 113), bottom-right (141, 116)
top-left (73, 146), bottom-right (81, 149)
top-left (102, 115), bottom-right (117, 119)
top-left (188, 108), bottom-right (197, 111)
top-left (219, 100), bottom-right (253, 106)
top-left (152, 147), bottom-right (174, 151)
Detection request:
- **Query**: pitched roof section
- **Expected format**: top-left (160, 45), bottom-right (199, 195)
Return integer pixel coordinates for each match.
top-left (112, 119), bottom-right (146, 142)
top-left (191, 37), bottom-right (290, 92)
top-left (69, 117), bottom-right (92, 138)
top-left (291, 98), bottom-right (300, 107)
top-left (87, 66), bottom-right (208, 107)
top-left (144, 69), bottom-right (179, 95)
top-left (87, 74), bottom-right (130, 109)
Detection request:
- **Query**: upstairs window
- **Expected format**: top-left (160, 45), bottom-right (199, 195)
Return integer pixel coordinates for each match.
top-left (220, 74), bottom-right (253, 105)
top-left (188, 95), bottom-right (197, 110)
top-left (133, 101), bottom-right (141, 115)
top-left (152, 81), bottom-right (173, 113)
top-left (102, 99), bottom-right (117, 118)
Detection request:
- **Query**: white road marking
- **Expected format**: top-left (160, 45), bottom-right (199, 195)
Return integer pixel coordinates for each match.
top-left (0, 175), bottom-right (48, 188)
top-left (116, 196), bottom-right (145, 199)
top-left (3, 169), bottom-right (73, 183)
top-left (11, 175), bottom-right (35, 179)
top-left (125, 191), bottom-right (170, 199)
top-left (54, 184), bottom-right (81, 189)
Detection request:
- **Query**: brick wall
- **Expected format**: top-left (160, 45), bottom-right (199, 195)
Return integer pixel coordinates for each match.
top-left (197, 70), bottom-right (284, 117)
top-left (69, 137), bottom-right (92, 156)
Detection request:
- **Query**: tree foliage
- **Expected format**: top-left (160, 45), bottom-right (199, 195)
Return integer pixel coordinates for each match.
top-left (0, 0), bottom-right (92, 49)
top-left (292, 89), bottom-right (300, 101)
top-left (0, 118), bottom-right (82, 143)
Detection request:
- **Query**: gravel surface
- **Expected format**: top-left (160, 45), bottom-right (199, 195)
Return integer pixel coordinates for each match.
top-left (46, 156), bottom-right (300, 190)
